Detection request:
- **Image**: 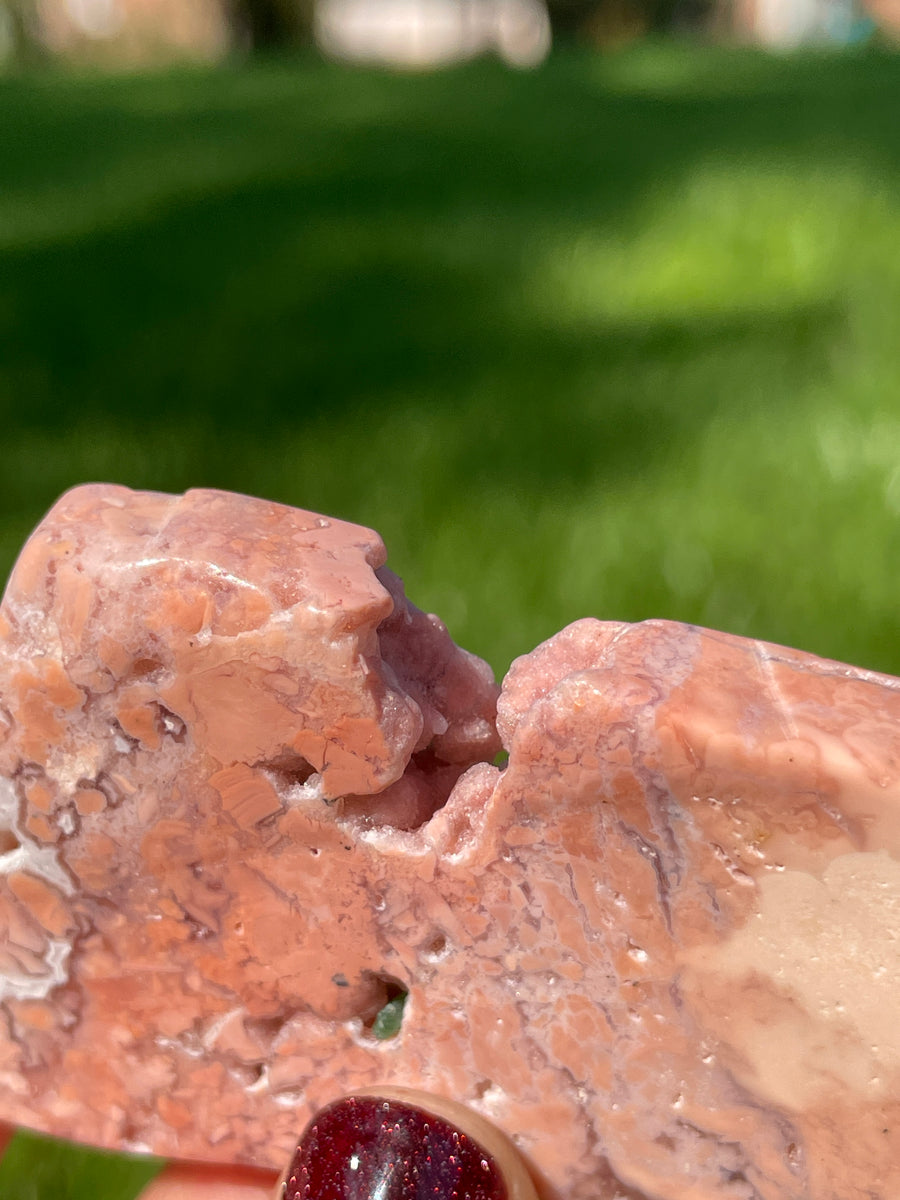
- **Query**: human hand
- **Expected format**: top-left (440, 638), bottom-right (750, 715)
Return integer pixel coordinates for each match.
top-left (136, 1162), bottom-right (275, 1200)
top-left (2, 1089), bottom-right (539, 1200)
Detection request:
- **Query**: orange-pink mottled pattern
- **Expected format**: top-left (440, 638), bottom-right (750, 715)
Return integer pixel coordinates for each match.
top-left (1, 486), bottom-right (900, 1200)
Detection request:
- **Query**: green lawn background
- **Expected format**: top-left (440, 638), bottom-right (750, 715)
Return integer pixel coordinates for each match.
top-left (2, 41), bottom-right (900, 1198)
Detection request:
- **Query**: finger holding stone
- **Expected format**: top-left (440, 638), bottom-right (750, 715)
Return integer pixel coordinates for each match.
top-left (280, 1088), bottom-right (541, 1200)
top-left (136, 1161), bottom-right (276, 1200)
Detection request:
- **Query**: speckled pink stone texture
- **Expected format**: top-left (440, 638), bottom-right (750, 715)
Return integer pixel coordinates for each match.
top-left (2, 485), bottom-right (900, 1200)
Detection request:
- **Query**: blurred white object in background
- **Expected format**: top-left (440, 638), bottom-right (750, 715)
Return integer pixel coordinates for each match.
top-left (752, 0), bottom-right (819, 44)
top-left (315, 0), bottom-right (551, 67)
top-left (737, 0), bottom-right (867, 45)
top-left (63, 0), bottom-right (124, 37)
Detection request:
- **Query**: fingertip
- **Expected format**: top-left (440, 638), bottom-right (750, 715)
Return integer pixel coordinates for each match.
top-left (283, 1089), bottom-right (542, 1200)
top-left (137, 1161), bottom-right (278, 1200)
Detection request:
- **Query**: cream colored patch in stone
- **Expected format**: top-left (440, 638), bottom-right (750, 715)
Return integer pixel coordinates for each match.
top-left (699, 850), bottom-right (900, 1110)
top-left (0, 775), bottom-right (75, 1001)
top-left (46, 738), bottom-right (105, 794)
top-left (0, 776), bottom-right (73, 895)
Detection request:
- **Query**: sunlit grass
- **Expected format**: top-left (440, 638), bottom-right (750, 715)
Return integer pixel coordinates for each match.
top-left (3, 40), bottom-right (900, 1197)
top-left (534, 161), bottom-right (896, 323)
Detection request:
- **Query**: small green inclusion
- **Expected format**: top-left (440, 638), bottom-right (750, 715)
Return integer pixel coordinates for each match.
top-left (372, 992), bottom-right (407, 1039)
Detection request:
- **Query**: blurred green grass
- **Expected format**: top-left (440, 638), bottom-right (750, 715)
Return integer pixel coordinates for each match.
top-left (0, 1130), bottom-right (161, 1200)
top-left (3, 39), bottom-right (900, 1197)
top-left (4, 44), bottom-right (900, 678)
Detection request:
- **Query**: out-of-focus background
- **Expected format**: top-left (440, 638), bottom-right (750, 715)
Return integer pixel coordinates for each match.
top-left (2, 1), bottom-right (900, 1194)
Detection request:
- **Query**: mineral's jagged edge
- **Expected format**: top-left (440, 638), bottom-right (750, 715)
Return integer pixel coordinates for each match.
top-left (3, 484), bottom-right (900, 1200)
top-left (0, 483), bottom-right (500, 1009)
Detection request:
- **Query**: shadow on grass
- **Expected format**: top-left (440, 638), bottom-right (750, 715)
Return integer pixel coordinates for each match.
top-left (1, 47), bottom-right (878, 456)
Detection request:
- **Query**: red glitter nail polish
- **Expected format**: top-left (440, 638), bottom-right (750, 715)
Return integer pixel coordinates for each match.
top-left (283, 1095), bottom-right (509, 1200)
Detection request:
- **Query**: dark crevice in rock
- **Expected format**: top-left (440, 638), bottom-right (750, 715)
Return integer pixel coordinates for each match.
top-left (423, 932), bottom-right (447, 959)
top-left (129, 657), bottom-right (164, 679)
top-left (346, 565), bottom-right (501, 834)
top-left (263, 752), bottom-right (315, 790)
top-left (0, 828), bottom-right (20, 854)
top-left (244, 1012), bottom-right (292, 1047)
top-left (155, 704), bottom-right (187, 742)
top-left (340, 752), bottom-right (473, 832)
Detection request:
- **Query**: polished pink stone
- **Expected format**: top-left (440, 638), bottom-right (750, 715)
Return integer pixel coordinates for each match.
top-left (1, 485), bottom-right (900, 1200)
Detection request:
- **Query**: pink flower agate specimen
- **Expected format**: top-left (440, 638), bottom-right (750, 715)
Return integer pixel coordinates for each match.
top-left (1, 485), bottom-right (900, 1200)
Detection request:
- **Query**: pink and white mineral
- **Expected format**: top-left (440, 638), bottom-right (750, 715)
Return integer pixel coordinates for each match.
top-left (0, 484), bottom-right (898, 1200)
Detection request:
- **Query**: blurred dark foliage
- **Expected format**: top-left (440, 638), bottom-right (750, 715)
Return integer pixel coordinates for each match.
top-left (546, 0), bottom-right (715, 40)
top-left (225, 0), bottom-right (315, 48)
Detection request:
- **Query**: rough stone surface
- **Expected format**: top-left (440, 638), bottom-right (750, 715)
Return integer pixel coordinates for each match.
top-left (2, 485), bottom-right (900, 1200)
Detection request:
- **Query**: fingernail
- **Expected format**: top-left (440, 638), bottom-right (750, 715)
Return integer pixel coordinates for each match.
top-left (282, 1094), bottom-right (510, 1200)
